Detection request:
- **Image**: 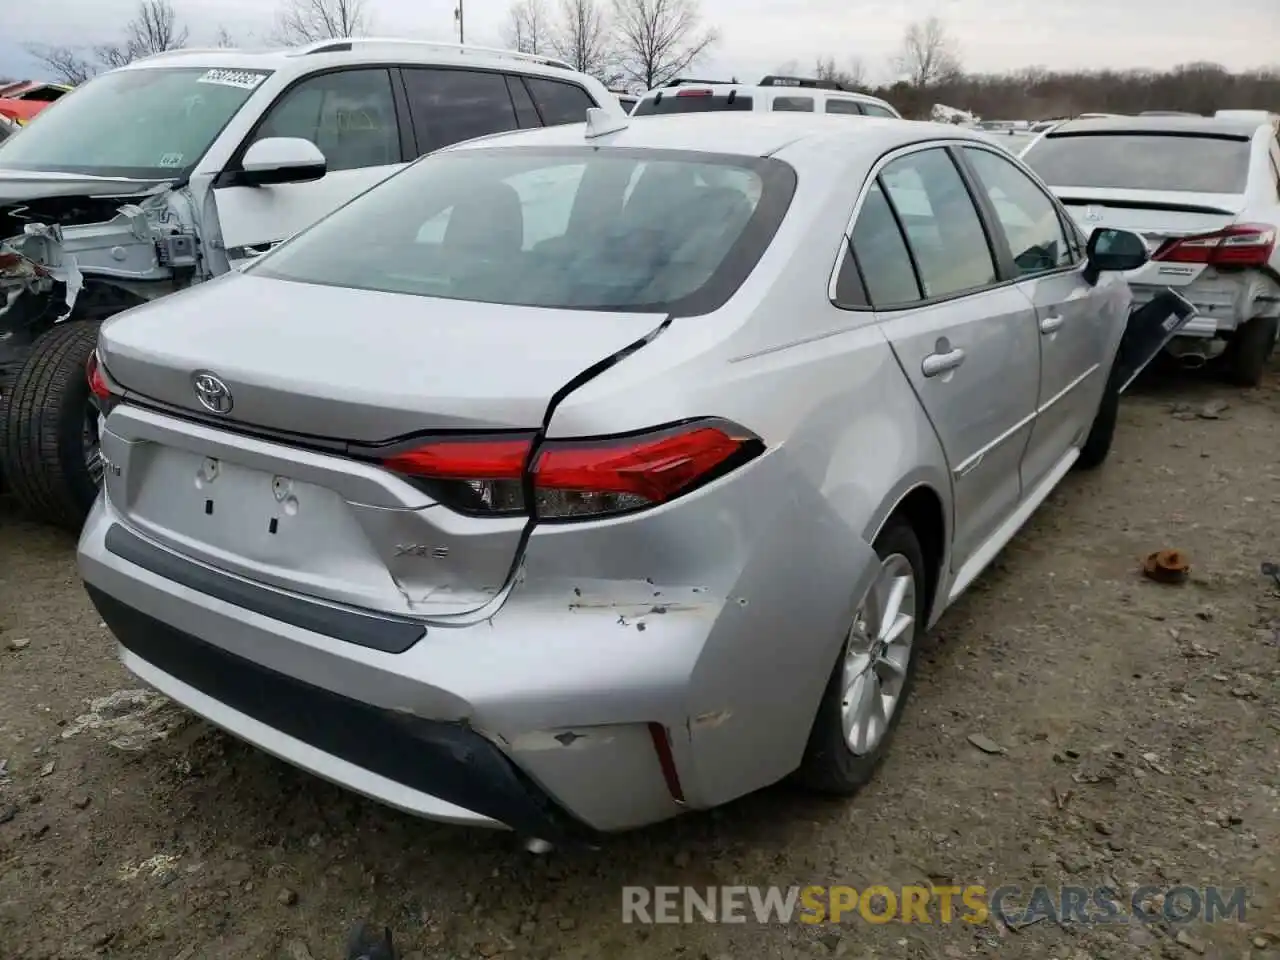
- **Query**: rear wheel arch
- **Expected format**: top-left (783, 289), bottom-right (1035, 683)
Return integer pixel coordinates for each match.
top-left (868, 482), bottom-right (947, 623)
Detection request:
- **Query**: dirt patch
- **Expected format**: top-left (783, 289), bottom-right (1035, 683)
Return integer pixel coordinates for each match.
top-left (1, 366), bottom-right (1278, 960)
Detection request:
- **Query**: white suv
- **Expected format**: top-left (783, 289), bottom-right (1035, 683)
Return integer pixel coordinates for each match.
top-left (0, 39), bottom-right (623, 528)
top-left (632, 76), bottom-right (901, 119)
top-left (1022, 113), bottom-right (1280, 385)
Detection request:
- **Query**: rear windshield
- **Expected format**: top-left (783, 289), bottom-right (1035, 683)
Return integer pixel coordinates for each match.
top-left (1023, 133), bottom-right (1251, 194)
top-left (251, 146), bottom-right (796, 315)
top-left (632, 93), bottom-right (754, 115)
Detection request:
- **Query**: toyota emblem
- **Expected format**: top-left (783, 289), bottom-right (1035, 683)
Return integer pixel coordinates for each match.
top-left (192, 371), bottom-right (233, 415)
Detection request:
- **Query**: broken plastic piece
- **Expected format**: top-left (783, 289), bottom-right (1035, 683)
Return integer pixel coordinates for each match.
top-left (1143, 549), bottom-right (1190, 584)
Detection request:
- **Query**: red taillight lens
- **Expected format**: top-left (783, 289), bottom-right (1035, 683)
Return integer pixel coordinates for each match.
top-left (1152, 223), bottom-right (1276, 268)
top-left (87, 349), bottom-right (113, 403)
top-left (676, 88), bottom-right (713, 97)
top-left (378, 421), bottom-right (762, 520)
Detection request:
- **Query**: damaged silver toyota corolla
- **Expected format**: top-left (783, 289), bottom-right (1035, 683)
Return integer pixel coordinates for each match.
top-left (0, 40), bottom-right (624, 528)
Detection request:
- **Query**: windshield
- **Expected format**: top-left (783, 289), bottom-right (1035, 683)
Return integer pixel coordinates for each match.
top-left (0, 66), bottom-right (270, 179)
top-left (251, 146), bottom-right (795, 315)
top-left (1023, 133), bottom-right (1251, 194)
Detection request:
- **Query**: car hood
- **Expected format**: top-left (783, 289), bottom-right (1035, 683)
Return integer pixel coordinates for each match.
top-left (0, 169), bottom-right (174, 206)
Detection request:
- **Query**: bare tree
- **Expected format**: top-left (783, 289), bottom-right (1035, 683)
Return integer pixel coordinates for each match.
top-left (893, 16), bottom-right (961, 89)
top-left (213, 25), bottom-right (238, 48)
top-left (273, 0), bottom-right (370, 44)
top-left (816, 55), bottom-right (867, 90)
top-left (550, 0), bottom-right (612, 76)
top-left (94, 0), bottom-right (189, 67)
top-left (23, 45), bottom-right (97, 84)
top-left (503, 0), bottom-right (552, 55)
top-left (610, 0), bottom-right (717, 90)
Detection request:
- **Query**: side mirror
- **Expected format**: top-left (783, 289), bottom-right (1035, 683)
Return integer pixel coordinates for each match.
top-left (1083, 227), bottom-right (1148, 285)
top-left (235, 137), bottom-right (327, 187)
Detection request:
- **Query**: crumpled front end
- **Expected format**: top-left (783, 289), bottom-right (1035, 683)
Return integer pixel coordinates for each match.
top-left (0, 179), bottom-right (204, 326)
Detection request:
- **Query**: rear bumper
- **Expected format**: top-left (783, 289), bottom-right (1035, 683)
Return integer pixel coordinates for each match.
top-left (90, 584), bottom-right (588, 840)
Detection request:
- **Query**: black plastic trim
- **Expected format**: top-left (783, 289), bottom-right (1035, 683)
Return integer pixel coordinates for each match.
top-left (86, 586), bottom-right (595, 842)
top-left (103, 524), bottom-right (426, 654)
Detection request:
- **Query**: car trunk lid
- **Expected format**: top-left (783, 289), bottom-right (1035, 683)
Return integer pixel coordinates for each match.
top-left (1053, 187), bottom-right (1245, 290)
top-left (98, 272), bottom-right (666, 619)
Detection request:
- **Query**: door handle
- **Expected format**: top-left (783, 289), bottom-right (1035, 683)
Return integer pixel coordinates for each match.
top-left (1040, 314), bottom-right (1065, 334)
top-left (922, 348), bottom-right (965, 377)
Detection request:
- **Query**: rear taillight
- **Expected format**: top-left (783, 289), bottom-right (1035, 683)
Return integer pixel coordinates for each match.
top-left (378, 420), bottom-right (763, 521)
top-left (676, 88), bottom-right (713, 97)
top-left (86, 349), bottom-right (115, 405)
top-left (1152, 223), bottom-right (1276, 268)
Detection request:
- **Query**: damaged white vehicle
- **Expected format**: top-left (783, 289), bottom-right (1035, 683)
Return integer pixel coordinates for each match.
top-left (1021, 113), bottom-right (1280, 385)
top-left (0, 40), bottom-right (623, 528)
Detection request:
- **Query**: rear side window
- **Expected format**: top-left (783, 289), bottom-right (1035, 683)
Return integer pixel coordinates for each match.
top-left (402, 68), bottom-right (518, 155)
top-left (252, 148), bottom-right (795, 315)
top-left (849, 181), bottom-right (920, 307)
top-left (1023, 133), bottom-right (1251, 193)
top-left (862, 103), bottom-right (897, 118)
top-left (632, 94), bottom-right (754, 115)
top-left (880, 149), bottom-right (996, 299)
top-left (772, 96), bottom-right (813, 112)
top-left (825, 100), bottom-right (862, 115)
top-left (524, 77), bottom-right (596, 126)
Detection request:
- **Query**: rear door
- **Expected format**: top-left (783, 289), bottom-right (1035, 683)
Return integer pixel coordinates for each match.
top-left (957, 144), bottom-right (1104, 493)
top-left (865, 146), bottom-right (1041, 571)
top-left (212, 68), bottom-right (408, 264)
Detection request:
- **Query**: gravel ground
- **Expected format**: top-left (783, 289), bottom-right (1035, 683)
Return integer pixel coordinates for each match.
top-left (1, 365), bottom-right (1278, 960)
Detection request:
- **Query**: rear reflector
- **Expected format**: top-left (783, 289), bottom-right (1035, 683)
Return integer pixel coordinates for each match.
top-left (1152, 222), bottom-right (1276, 268)
top-left (87, 349), bottom-right (115, 404)
top-left (676, 88), bottom-right (713, 97)
top-left (379, 420), bottom-right (762, 520)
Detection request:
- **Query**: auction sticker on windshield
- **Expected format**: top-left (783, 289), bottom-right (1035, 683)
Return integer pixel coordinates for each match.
top-left (197, 69), bottom-right (269, 90)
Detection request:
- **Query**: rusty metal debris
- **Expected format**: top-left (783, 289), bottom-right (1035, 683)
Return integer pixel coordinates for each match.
top-left (1142, 549), bottom-right (1190, 584)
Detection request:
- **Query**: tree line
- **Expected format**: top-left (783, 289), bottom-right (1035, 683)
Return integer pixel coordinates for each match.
top-left (22, 0), bottom-right (1280, 119)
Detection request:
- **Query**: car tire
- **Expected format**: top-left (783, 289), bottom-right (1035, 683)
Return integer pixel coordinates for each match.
top-left (797, 519), bottom-right (926, 795)
top-left (0, 320), bottom-right (104, 532)
top-left (1222, 315), bottom-right (1278, 388)
top-left (1075, 360), bottom-right (1121, 471)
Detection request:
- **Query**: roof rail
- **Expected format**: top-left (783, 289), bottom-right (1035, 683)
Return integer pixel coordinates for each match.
top-left (663, 77), bottom-right (733, 87)
top-left (134, 47), bottom-right (251, 61)
top-left (758, 75), bottom-right (846, 91)
top-left (291, 37), bottom-right (573, 70)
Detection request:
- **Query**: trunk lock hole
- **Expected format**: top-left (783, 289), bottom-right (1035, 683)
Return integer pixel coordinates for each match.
top-left (272, 477), bottom-right (299, 516)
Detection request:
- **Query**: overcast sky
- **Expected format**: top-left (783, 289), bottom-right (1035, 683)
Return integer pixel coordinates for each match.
top-left (3, 0), bottom-right (1277, 84)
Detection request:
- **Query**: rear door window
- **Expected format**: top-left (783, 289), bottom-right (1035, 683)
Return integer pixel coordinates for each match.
top-left (849, 181), bottom-right (920, 307)
top-left (1023, 133), bottom-right (1251, 193)
top-left (524, 77), bottom-right (596, 126)
top-left (402, 67), bottom-right (518, 155)
top-left (880, 148), bottom-right (996, 299)
top-left (632, 94), bottom-right (753, 115)
top-left (825, 99), bottom-right (863, 115)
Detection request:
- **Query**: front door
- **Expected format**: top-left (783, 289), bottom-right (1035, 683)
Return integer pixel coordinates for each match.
top-left (212, 68), bottom-right (407, 265)
top-left (866, 147), bottom-right (1041, 572)
top-left (957, 145), bottom-right (1106, 493)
